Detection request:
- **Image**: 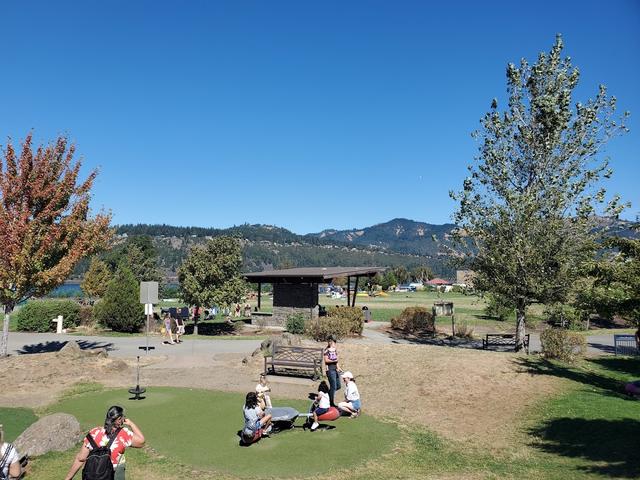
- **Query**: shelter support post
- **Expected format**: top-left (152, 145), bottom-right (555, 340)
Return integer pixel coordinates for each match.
top-left (352, 276), bottom-right (359, 307)
top-left (257, 283), bottom-right (262, 310)
top-left (346, 276), bottom-right (351, 306)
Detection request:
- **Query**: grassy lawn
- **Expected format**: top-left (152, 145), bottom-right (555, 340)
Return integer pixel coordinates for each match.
top-left (35, 387), bottom-right (400, 479)
top-left (4, 355), bottom-right (640, 479)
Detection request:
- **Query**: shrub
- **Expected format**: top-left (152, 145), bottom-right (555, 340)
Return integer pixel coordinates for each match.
top-left (326, 306), bottom-right (364, 335)
top-left (543, 303), bottom-right (585, 330)
top-left (93, 266), bottom-right (145, 333)
top-left (391, 307), bottom-right (435, 333)
top-left (540, 328), bottom-right (587, 362)
top-left (306, 316), bottom-right (350, 341)
top-left (78, 305), bottom-right (95, 327)
top-left (453, 321), bottom-right (474, 339)
top-left (286, 313), bottom-right (306, 334)
top-left (15, 299), bottom-right (81, 332)
top-left (484, 293), bottom-right (514, 321)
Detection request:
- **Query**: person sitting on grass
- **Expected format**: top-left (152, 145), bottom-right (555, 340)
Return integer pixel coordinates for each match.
top-left (337, 371), bottom-right (361, 417)
top-left (310, 381), bottom-right (331, 431)
top-left (242, 392), bottom-right (272, 444)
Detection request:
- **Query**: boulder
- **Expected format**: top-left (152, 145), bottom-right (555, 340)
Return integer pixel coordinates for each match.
top-left (58, 340), bottom-right (82, 357)
top-left (57, 340), bottom-right (109, 358)
top-left (14, 413), bottom-right (82, 457)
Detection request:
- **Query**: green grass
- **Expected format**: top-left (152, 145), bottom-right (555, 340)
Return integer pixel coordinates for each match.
top-left (0, 407), bottom-right (38, 442)
top-left (5, 355), bottom-right (640, 479)
top-left (43, 387), bottom-right (400, 478)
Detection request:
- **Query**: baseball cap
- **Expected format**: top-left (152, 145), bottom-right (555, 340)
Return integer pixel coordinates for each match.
top-left (341, 371), bottom-right (353, 379)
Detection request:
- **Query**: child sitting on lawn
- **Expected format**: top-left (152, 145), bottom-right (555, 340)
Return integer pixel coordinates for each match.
top-left (310, 381), bottom-right (331, 431)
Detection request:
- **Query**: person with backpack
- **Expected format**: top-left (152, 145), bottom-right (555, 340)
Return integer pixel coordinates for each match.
top-left (0, 426), bottom-right (22, 480)
top-left (64, 406), bottom-right (145, 480)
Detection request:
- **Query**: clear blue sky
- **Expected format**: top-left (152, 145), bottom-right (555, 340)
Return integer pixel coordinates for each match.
top-left (1, 0), bottom-right (638, 233)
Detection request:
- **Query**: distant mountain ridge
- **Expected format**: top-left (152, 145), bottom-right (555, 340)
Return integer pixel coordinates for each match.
top-left (113, 217), bottom-right (637, 280)
top-left (306, 218), bottom-right (457, 256)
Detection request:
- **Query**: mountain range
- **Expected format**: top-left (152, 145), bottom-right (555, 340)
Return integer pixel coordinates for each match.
top-left (114, 217), bottom-right (638, 280)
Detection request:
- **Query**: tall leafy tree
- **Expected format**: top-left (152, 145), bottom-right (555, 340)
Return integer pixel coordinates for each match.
top-left (178, 236), bottom-right (247, 334)
top-left (451, 35), bottom-right (629, 350)
top-left (577, 232), bottom-right (640, 324)
top-left (81, 258), bottom-right (113, 300)
top-left (0, 134), bottom-right (111, 355)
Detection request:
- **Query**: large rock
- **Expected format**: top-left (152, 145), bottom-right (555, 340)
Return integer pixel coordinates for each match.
top-left (58, 340), bottom-right (108, 358)
top-left (14, 413), bottom-right (82, 456)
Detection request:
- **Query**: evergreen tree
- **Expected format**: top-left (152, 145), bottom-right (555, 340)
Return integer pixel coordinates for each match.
top-left (94, 266), bottom-right (145, 333)
top-left (81, 258), bottom-right (113, 300)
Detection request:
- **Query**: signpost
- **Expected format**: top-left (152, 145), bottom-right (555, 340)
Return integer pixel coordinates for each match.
top-left (139, 282), bottom-right (158, 355)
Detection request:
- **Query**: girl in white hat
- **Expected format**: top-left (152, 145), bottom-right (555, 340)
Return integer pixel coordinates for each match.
top-left (337, 371), bottom-right (361, 417)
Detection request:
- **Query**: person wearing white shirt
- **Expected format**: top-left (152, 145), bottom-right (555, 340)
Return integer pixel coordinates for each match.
top-left (337, 371), bottom-right (361, 417)
top-left (0, 431), bottom-right (22, 480)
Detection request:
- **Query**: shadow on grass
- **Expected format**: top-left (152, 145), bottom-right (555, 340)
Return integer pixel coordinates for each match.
top-left (589, 357), bottom-right (640, 378)
top-left (18, 340), bottom-right (114, 354)
top-left (514, 357), bottom-right (631, 399)
top-left (530, 417), bottom-right (640, 478)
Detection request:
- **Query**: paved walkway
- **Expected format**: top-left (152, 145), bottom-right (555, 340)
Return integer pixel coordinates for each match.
top-left (358, 322), bottom-right (617, 355)
top-left (6, 332), bottom-right (262, 358)
top-left (5, 327), bottom-right (618, 358)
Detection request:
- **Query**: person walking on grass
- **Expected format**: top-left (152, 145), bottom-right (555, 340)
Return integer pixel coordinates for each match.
top-left (65, 406), bottom-right (145, 480)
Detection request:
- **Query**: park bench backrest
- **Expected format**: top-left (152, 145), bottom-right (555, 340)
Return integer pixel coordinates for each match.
top-left (614, 335), bottom-right (638, 356)
top-left (273, 345), bottom-right (323, 364)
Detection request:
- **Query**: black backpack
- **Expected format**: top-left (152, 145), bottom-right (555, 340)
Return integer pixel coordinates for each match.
top-left (82, 428), bottom-right (121, 480)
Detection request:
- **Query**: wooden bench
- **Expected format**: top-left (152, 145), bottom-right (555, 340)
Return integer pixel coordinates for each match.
top-left (264, 345), bottom-right (323, 379)
top-left (482, 333), bottom-right (530, 353)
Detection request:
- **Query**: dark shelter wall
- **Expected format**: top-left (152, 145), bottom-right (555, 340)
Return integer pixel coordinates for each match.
top-left (273, 283), bottom-right (318, 308)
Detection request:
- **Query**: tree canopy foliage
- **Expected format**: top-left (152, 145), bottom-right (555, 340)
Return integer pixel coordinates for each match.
top-left (0, 134), bottom-right (111, 355)
top-left (179, 236), bottom-right (247, 333)
top-left (451, 35), bottom-right (629, 349)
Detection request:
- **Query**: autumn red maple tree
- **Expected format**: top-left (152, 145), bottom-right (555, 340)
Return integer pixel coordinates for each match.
top-left (0, 134), bottom-right (112, 356)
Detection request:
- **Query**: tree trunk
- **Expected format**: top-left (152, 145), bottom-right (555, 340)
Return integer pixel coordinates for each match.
top-left (515, 301), bottom-right (527, 352)
top-left (1, 304), bottom-right (14, 357)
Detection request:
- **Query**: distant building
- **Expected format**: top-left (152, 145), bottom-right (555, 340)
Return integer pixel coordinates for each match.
top-left (426, 278), bottom-right (451, 286)
top-left (456, 270), bottom-right (475, 287)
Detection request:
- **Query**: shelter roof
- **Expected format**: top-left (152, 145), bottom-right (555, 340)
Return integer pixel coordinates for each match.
top-left (243, 266), bottom-right (385, 283)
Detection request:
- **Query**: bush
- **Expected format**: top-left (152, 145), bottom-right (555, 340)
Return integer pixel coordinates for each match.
top-left (453, 321), bottom-right (474, 339)
top-left (327, 306), bottom-right (364, 336)
top-left (391, 307), bottom-right (435, 333)
top-left (286, 313), bottom-right (306, 334)
top-left (93, 266), bottom-right (145, 333)
top-left (544, 303), bottom-right (585, 330)
top-left (540, 328), bottom-right (587, 362)
top-left (484, 293), bottom-right (514, 321)
top-left (306, 316), bottom-right (350, 341)
top-left (78, 306), bottom-right (95, 327)
top-left (15, 300), bottom-right (81, 332)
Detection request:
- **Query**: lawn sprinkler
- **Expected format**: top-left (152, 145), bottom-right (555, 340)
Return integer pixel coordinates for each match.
top-left (128, 356), bottom-right (146, 400)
